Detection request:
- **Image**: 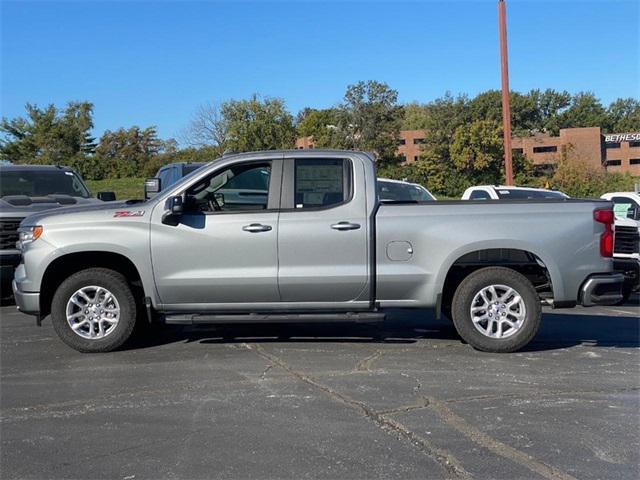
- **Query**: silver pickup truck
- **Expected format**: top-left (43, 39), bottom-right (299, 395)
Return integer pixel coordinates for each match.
top-left (13, 150), bottom-right (623, 353)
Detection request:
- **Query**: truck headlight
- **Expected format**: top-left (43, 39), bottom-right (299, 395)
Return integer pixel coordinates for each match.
top-left (18, 226), bottom-right (43, 247)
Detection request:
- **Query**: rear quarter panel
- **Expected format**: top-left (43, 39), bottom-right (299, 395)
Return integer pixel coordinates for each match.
top-left (375, 200), bottom-right (613, 307)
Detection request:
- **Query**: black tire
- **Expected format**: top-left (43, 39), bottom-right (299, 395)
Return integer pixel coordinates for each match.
top-left (441, 305), bottom-right (453, 323)
top-left (51, 268), bottom-right (137, 353)
top-left (451, 267), bottom-right (541, 353)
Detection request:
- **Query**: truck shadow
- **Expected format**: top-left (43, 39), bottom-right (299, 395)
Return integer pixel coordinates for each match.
top-left (126, 308), bottom-right (640, 352)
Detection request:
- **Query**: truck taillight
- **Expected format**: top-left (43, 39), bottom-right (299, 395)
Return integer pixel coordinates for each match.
top-left (594, 208), bottom-right (614, 257)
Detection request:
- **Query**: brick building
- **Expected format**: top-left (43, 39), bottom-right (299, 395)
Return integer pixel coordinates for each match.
top-left (396, 130), bottom-right (426, 163)
top-left (296, 127), bottom-right (640, 175)
top-left (512, 127), bottom-right (640, 174)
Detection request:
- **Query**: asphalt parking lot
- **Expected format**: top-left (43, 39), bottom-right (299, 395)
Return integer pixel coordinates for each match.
top-left (1, 300), bottom-right (639, 480)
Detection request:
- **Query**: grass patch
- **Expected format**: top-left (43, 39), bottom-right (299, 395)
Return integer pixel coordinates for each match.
top-left (86, 177), bottom-right (145, 201)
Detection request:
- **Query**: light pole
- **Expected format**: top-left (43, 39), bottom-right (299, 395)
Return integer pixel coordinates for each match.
top-left (498, 0), bottom-right (514, 185)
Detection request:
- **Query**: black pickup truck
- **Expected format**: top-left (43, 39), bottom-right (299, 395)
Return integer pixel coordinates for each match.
top-left (0, 164), bottom-right (115, 299)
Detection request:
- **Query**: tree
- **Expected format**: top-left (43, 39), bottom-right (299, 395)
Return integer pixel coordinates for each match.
top-left (607, 98), bottom-right (640, 132)
top-left (337, 80), bottom-right (402, 164)
top-left (558, 92), bottom-right (609, 131)
top-left (94, 126), bottom-right (167, 179)
top-left (551, 146), bottom-right (636, 197)
top-left (450, 119), bottom-right (505, 185)
top-left (401, 103), bottom-right (430, 130)
top-left (418, 93), bottom-right (470, 160)
top-left (468, 90), bottom-right (540, 135)
top-left (182, 102), bottom-right (229, 149)
top-left (0, 101), bottom-right (95, 166)
top-left (221, 94), bottom-right (296, 152)
top-left (528, 88), bottom-right (572, 135)
top-left (295, 108), bottom-right (342, 148)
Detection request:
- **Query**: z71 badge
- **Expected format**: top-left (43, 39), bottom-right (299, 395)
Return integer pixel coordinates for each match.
top-left (113, 210), bottom-right (145, 218)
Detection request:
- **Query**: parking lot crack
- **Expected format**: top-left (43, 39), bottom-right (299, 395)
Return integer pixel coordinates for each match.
top-left (377, 397), bottom-right (430, 416)
top-left (260, 364), bottom-right (274, 380)
top-left (425, 397), bottom-right (577, 480)
top-left (354, 350), bottom-right (384, 372)
top-left (246, 343), bottom-right (472, 480)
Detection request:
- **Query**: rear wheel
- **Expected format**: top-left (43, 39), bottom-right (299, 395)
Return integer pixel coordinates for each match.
top-left (451, 267), bottom-right (541, 353)
top-left (51, 268), bottom-right (137, 353)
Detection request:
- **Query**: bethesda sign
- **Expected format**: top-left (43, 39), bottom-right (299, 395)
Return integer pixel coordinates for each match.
top-left (604, 132), bottom-right (640, 143)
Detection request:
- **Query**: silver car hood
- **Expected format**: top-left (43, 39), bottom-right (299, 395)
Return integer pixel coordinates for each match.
top-left (19, 200), bottom-right (146, 226)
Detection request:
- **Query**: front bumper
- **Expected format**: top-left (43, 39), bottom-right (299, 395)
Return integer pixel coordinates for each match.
top-left (579, 273), bottom-right (625, 307)
top-left (12, 279), bottom-right (40, 316)
top-left (0, 252), bottom-right (21, 293)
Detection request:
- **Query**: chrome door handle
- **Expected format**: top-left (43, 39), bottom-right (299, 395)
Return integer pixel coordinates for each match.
top-left (331, 222), bottom-right (361, 231)
top-left (242, 223), bottom-right (272, 233)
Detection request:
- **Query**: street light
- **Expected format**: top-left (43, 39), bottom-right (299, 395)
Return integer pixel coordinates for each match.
top-left (498, 0), bottom-right (514, 185)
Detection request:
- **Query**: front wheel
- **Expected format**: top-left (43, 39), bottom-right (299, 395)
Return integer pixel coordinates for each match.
top-left (51, 268), bottom-right (137, 353)
top-left (451, 267), bottom-right (541, 353)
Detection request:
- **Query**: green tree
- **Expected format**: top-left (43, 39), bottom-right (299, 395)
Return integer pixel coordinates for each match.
top-left (337, 80), bottom-right (402, 164)
top-left (0, 101), bottom-right (95, 166)
top-left (221, 94), bottom-right (296, 152)
top-left (558, 92), bottom-right (609, 131)
top-left (94, 126), bottom-right (167, 179)
top-left (295, 108), bottom-right (342, 148)
top-left (527, 88), bottom-right (572, 135)
top-left (551, 146), bottom-right (636, 197)
top-left (401, 103), bottom-right (430, 130)
top-left (417, 93), bottom-right (470, 160)
top-left (468, 90), bottom-right (539, 135)
top-left (450, 119), bottom-right (505, 185)
top-left (607, 98), bottom-right (640, 132)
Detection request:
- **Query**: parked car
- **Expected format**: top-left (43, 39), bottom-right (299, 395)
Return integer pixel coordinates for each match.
top-left (461, 185), bottom-right (569, 200)
top-left (377, 178), bottom-right (436, 202)
top-left (600, 192), bottom-right (640, 303)
top-left (0, 164), bottom-right (115, 298)
top-left (13, 150), bottom-right (623, 354)
top-left (144, 162), bottom-right (205, 199)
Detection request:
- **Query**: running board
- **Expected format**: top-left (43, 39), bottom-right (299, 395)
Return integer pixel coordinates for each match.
top-left (163, 312), bottom-right (386, 325)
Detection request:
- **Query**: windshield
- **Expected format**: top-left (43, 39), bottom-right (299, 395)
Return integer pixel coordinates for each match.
top-left (0, 169), bottom-right (90, 198)
top-left (495, 189), bottom-right (566, 200)
top-left (378, 180), bottom-right (435, 202)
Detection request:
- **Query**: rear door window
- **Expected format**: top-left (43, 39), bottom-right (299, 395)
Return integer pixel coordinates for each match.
top-left (294, 159), bottom-right (350, 209)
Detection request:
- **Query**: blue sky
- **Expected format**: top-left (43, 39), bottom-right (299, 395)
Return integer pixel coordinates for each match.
top-left (2, 0), bottom-right (639, 142)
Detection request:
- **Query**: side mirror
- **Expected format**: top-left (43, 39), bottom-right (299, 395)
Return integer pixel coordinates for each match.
top-left (97, 191), bottom-right (116, 202)
top-left (214, 192), bottom-right (225, 207)
top-left (627, 207), bottom-right (639, 220)
top-left (162, 195), bottom-right (184, 226)
top-left (169, 195), bottom-right (183, 214)
top-left (144, 178), bottom-right (161, 200)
